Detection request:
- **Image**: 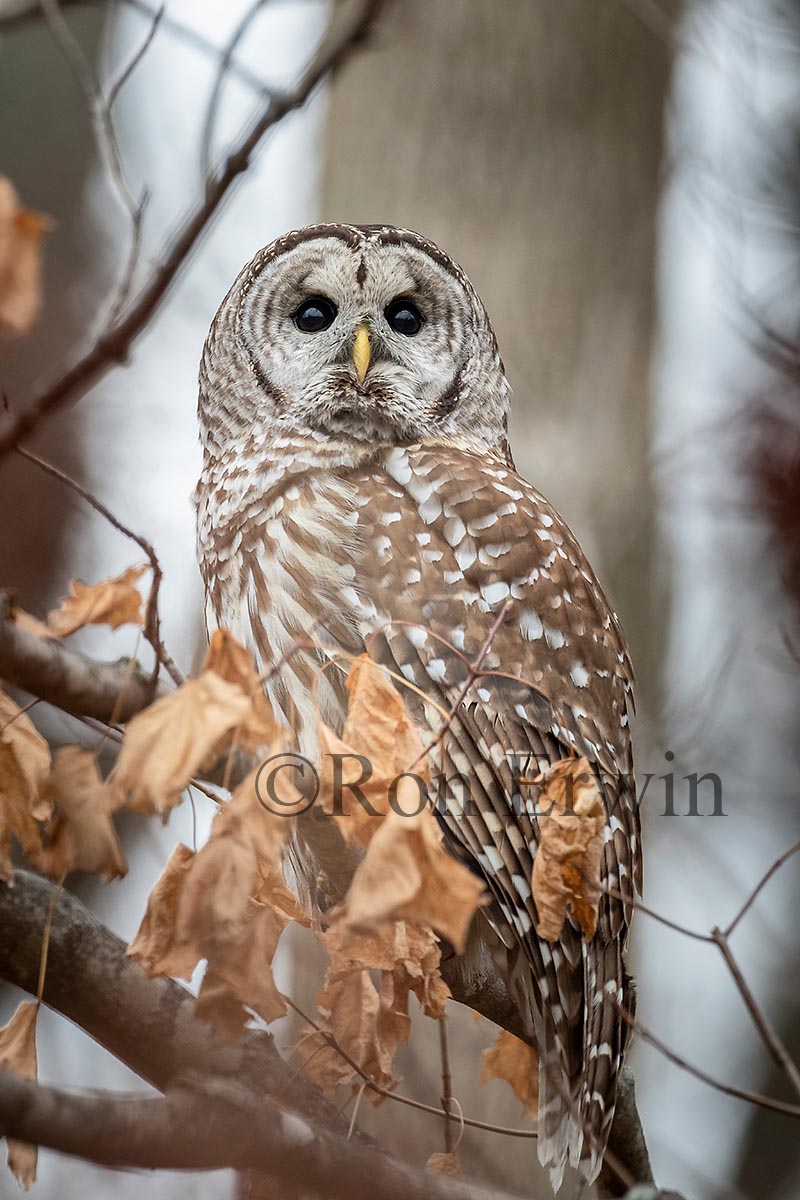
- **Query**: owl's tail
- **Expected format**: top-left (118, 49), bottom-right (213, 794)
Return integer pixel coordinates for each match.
top-left (511, 937), bottom-right (629, 1192)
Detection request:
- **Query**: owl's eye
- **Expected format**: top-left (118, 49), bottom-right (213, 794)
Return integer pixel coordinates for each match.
top-left (384, 298), bottom-right (424, 336)
top-left (293, 296), bottom-right (337, 333)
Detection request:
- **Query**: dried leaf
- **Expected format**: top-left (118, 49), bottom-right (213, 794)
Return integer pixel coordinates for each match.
top-left (46, 565), bottom-right (147, 638)
top-left (425, 1152), bottom-right (462, 1178)
top-left (112, 672), bottom-right (252, 815)
top-left (479, 1028), bottom-right (539, 1118)
top-left (299, 968), bottom-right (390, 1096)
top-left (32, 747), bottom-right (126, 880)
top-left (195, 897), bottom-right (290, 1040)
top-left (532, 756), bottom-right (605, 942)
top-left (0, 1001), bottom-right (39, 1187)
top-left (127, 844), bottom-right (201, 980)
top-left (0, 689), bottom-right (50, 882)
top-left (174, 762), bottom-right (293, 957)
top-left (0, 178), bottom-right (52, 337)
top-left (304, 918), bottom-right (449, 1098)
top-left (341, 780), bottom-right (485, 952)
top-left (202, 629), bottom-right (279, 751)
top-left (318, 655), bottom-right (429, 847)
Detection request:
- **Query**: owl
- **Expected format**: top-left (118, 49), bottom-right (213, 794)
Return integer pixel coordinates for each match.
top-left (195, 224), bottom-right (641, 1191)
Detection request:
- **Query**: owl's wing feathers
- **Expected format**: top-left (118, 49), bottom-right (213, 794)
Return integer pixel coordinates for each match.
top-left (340, 443), bottom-right (640, 1187)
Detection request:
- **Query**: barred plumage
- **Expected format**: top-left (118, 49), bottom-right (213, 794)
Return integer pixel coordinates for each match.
top-left (196, 224), bottom-right (641, 1190)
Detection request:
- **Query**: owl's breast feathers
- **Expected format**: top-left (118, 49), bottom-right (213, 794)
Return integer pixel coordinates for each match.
top-left (196, 437), bottom-right (641, 1187)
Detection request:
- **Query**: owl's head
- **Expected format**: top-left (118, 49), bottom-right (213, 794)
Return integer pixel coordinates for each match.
top-left (199, 224), bottom-right (512, 458)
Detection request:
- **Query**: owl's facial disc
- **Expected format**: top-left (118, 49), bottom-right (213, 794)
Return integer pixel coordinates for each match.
top-left (236, 234), bottom-right (489, 443)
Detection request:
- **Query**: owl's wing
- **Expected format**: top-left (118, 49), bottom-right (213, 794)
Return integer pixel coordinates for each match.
top-left (341, 442), bottom-right (640, 1186)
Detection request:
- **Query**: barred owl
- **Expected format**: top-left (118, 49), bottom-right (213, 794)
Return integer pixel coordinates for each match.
top-left (196, 224), bottom-right (641, 1190)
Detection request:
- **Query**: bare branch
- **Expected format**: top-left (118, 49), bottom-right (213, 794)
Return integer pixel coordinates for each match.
top-left (16, 446), bottom-right (184, 686)
top-left (617, 1005), bottom-right (800, 1120)
top-left (0, 0), bottom-right (386, 459)
top-left (0, 595), bottom-right (157, 722)
top-left (107, 2), bottom-right (164, 111)
top-left (723, 837), bottom-right (800, 936)
top-left (38, 0), bottom-right (148, 322)
top-left (0, 870), bottom-right (374, 1146)
top-left (200, 0), bottom-right (270, 186)
top-left (0, 1070), bottom-right (527, 1200)
top-left (711, 926), bottom-right (800, 1100)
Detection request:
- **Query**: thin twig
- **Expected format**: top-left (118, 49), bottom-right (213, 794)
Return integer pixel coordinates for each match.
top-left (282, 995), bottom-right (537, 1140)
top-left (711, 926), bottom-right (800, 1100)
top-left (39, 0), bottom-right (149, 322)
top-left (107, 3), bottom-right (164, 110)
top-left (200, 0), bottom-right (270, 187)
top-left (16, 445), bottom-right (183, 686)
top-left (438, 1017), bottom-right (454, 1154)
top-left (723, 838), bottom-right (800, 936)
top-left (617, 1004), bottom-right (800, 1119)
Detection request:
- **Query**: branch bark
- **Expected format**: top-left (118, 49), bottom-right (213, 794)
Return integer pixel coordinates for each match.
top-left (0, 596), bottom-right (157, 721)
top-left (0, 1070), bottom-right (524, 1200)
top-left (0, 870), bottom-right (363, 1143)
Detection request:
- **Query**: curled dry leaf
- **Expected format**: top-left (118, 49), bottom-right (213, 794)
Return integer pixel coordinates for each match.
top-left (479, 1028), bottom-right (539, 1119)
top-left (300, 918), bottom-right (449, 1098)
top-left (318, 654), bottom-right (429, 848)
top-left (341, 778), bottom-right (485, 953)
top-left (112, 672), bottom-right (252, 815)
top-left (195, 894), bottom-right (292, 1040)
top-left (0, 689), bottom-right (50, 882)
top-left (175, 761), bottom-right (294, 955)
top-left (298, 967), bottom-right (389, 1096)
top-left (129, 768), bottom-right (300, 1040)
top-left (46, 565), bottom-right (147, 638)
top-left (202, 629), bottom-right (279, 752)
top-left (0, 1000), bottom-right (39, 1188)
top-left (0, 177), bottom-right (53, 337)
top-left (127, 843), bottom-right (200, 980)
top-left (32, 747), bottom-right (126, 881)
top-left (532, 756), bottom-right (605, 942)
top-left (425, 1152), bottom-right (462, 1178)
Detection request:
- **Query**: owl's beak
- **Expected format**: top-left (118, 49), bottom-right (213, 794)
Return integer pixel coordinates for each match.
top-left (352, 324), bottom-right (371, 382)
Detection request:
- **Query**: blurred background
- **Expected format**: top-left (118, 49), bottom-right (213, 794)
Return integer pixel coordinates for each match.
top-left (1, 1), bottom-right (799, 1198)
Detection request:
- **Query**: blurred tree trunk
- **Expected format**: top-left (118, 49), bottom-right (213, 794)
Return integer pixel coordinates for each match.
top-left (0, 10), bottom-right (105, 611)
top-left (312, 1), bottom-right (679, 1193)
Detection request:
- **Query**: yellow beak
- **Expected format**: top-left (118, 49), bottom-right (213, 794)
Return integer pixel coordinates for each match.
top-left (352, 323), bottom-right (371, 382)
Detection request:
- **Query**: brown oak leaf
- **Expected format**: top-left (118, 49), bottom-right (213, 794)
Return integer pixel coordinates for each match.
top-left (0, 689), bottom-right (50, 882)
top-left (532, 756), bottom-right (605, 942)
top-left (340, 779), bottom-right (485, 952)
top-left (32, 747), bottom-right (126, 880)
top-left (479, 1028), bottom-right (539, 1118)
top-left (202, 629), bottom-right (279, 752)
top-left (0, 178), bottom-right (53, 337)
top-left (46, 565), bottom-right (147, 638)
top-left (174, 761), bottom-right (294, 956)
top-left (127, 844), bottom-right (202, 980)
top-left (318, 654), bottom-right (429, 847)
top-left (425, 1152), bottom-right (462, 1178)
top-left (195, 895), bottom-right (292, 1040)
top-left (111, 672), bottom-right (252, 815)
top-left (0, 1001), bottom-right (39, 1187)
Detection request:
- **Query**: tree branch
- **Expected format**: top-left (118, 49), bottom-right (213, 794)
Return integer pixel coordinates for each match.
top-left (0, 870), bottom-right (368, 1145)
top-left (0, 596), bottom-right (157, 722)
top-left (0, 1070), bottom-right (524, 1200)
